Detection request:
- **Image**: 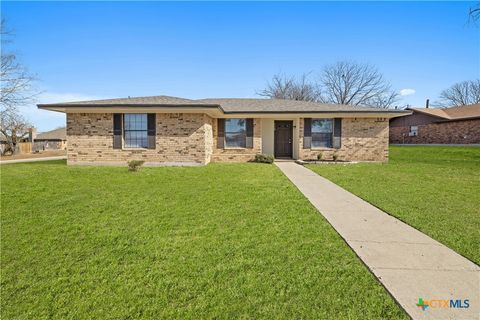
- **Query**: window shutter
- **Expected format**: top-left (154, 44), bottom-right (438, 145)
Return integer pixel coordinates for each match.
top-left (303, 118), bottom-right (311, 149)
top-left (217, 119), bottom-right (225, 149)
top-left (147, 114), bottom-right (156, 149)
top-left (246, 118), bottom-right (254, 148)
top-left (113, 114), bottom-right (122, 149)
top-left (333, 118), bottom-right (342, 149)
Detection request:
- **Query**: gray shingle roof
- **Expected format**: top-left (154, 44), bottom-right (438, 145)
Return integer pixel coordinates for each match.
top-left (38, 95), bottom-right (409, 114)
top-left (58, 95), bottom-right (198, 105)
top-left (36, 127), bottom-right (66, 141)
top-left (198, 98), bottom-right (392, 113)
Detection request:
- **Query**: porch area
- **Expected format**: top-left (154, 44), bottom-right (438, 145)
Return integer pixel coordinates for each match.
top-left (261, 118), bottom-right (300, 159)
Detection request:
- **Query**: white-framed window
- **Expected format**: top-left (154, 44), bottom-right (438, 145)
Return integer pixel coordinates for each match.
top-left (409, 126), bottom-right (418, 137)
top-left (124, 114), bottom-right (148, 148)
top-left (225, 118), bottom-right (246, 148)
top-left (312, 119), bottom-right (333, 148)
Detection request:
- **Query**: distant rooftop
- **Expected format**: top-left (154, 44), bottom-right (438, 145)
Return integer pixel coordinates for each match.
top-left (36, 127), bottom-right (66, 141)
top-left (407, 103), bottom-right (480, 121)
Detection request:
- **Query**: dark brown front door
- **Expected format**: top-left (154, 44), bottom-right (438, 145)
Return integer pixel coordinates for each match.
top-left (274, 121), bottom-right (293, 158)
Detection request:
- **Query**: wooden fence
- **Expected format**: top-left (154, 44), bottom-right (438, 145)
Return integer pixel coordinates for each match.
top-left (18, 142), bottom-right (32, 154)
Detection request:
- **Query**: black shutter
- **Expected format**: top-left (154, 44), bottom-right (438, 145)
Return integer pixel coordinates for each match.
top-left (217, 119), bottom-right (225, 149)
top-left (246, 118), bottom-right (254, 148)
top-left (303, 118), bottom-right (312, 149)
top-left (113, 114), bottom-right (122, 149)
top-left (147, 114), bottom-right (156, 149)
top-left (333, 118), bottom-right (342, 149)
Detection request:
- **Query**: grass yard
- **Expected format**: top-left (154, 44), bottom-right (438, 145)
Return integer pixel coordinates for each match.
top-left (0, 161), bottom-right (407, 319)
top-left (307, 146), bottom-right (480, 265)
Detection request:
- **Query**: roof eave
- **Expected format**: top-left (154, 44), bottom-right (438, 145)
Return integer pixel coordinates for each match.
top-left (219, 111), bottom-right (411, 119)
top-left (37, 103), bottom-right (224, 115)
top-left (435, 115), bottom-right (480, 122)
top-left (37, 103), bottom-right (221, 109)
top-left (37, 104), bottom-right (411, 118)
top-left (223, 110), bottom-right (411, 114)
top-left (406, 108), bottom-right (451, 120)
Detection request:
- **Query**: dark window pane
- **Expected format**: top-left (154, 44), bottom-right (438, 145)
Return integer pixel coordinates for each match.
top-left (311, 119), bottom-right (333, 148)
top-left (225, 119), bottom-right (246, 133)
top-left (124, 114), bottom-right (148, 148)
top-left (225, 118), bottom-right (247, 148)
top-left (312, 119), bottom-right (333, 133)
top-left (312, 133), bottom-right (333, 148)
top-left (225, 133), bottom-right (246, 148)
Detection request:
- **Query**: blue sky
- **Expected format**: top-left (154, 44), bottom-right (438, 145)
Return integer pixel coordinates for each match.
top-left (2, 1), bottom-right (479, 131)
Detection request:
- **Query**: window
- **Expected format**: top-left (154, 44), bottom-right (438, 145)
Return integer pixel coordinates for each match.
top-left (124, 114), bottom-right (148, 148)
top-left (311, 119), bottom-right (333, 148)
top-left (225, 119), bottom-right (246, 148)
top-left (409, 126), bottom-right (418, 137)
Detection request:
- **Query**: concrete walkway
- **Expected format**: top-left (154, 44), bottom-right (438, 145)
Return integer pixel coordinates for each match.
top-left (0, 156), bottom-right (66, 164)
top-left (275, 162), bottom-right (479, 320)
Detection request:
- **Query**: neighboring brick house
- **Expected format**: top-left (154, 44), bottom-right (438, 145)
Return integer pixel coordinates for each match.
top-left (33, 127), bottom-right (67, 151)
top-left (389, 104), bottom-right (480, 144)
top-left (38, 95), bottom-right (409, 166)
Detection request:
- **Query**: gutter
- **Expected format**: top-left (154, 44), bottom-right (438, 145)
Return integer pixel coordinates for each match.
top-left (37, 103), bottom-right (221, 109)
top-left (223, 110), bottom-right (411, 114)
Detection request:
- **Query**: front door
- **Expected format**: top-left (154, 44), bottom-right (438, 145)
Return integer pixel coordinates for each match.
top-left (274, 121), bottom-right (293, 158)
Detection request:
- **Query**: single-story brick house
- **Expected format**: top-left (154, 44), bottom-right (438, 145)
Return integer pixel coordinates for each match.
top-left (33, 127), bottom-right (67, 151)
top-left (389, 103), bottom-right (480, 144)
top-left (38, 95), bottom-right (410, 166)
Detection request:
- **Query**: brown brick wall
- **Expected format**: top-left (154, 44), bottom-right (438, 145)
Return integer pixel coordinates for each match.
top-left (204, 116), bottom-right (214, 163)
top-left (211, 118), bottom-right (262, 162)
top-left (299, 118), bottom-right (389, 162)
top-left (389, 119), bottom-right (480, 144)
top-left (66, 113), bottom-right (213, 165)
top-left (66, 114), bottom-right (391, 165)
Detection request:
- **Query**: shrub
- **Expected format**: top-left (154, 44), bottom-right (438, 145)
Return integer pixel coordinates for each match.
top-left (316, 152), bottom-right (323, 161)
top-left (332, 152), bottom-right (338, 162)
top-left (128, 160), bottom-right (145, 171)
top-left (254, 154), bottom-right (274, 164)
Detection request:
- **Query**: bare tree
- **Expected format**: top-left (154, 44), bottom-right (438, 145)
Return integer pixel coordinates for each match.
top-left (258, 73), bottom-right (321, 102)
top-left (1, 18), bottom-right (38, 154)
top-left (0, 108), bottom-right (32, 155)
top-left (469, 2), bottom-right (480, 24)
top-left (318, 61), bottom-right (398, 108)
top-left (1, 19), bottom-right (37, 110)
top-left (438, 79), bottom-right (480, 107)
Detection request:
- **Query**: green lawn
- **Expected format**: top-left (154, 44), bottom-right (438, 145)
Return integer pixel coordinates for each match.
top-left (0, 161), bottom-right (406, 319)
top-left (307, 146), bottom-right (480, 265)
